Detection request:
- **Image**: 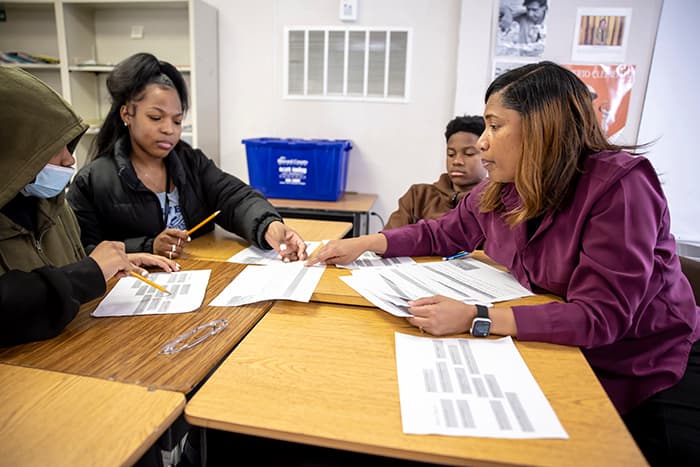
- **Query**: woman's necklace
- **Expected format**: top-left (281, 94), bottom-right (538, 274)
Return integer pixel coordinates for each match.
top-left (132, 160), bottom-right (172, 226)
top-left (133, 162), bottom-right (168, 193)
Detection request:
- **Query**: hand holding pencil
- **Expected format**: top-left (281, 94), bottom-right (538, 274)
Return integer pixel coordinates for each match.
top-left (153, 210), bottom-right (220, 260)
top-left (126, 252), bottom-right (180, 294)
top-left (89, 241), bottom-right (180, 287)
top-left (188, 210), bottom-right (221, 236)
top-left (129, 271), bottom-right (171, 295)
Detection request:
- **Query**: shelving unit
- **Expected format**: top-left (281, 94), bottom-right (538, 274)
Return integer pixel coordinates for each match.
top-left (0, 0), bottom-right (219, 166)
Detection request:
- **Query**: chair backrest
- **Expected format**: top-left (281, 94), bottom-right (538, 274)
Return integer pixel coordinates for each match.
top-left (679, 256), bottom-right (700, 306)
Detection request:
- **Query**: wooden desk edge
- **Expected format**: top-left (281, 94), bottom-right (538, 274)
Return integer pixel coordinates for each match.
top-left (0, 364), bottom-right (187, 467)
top-left (183, 417), bottom-right (474, 467)
top-left (127, 393), bottom-right (187, 466)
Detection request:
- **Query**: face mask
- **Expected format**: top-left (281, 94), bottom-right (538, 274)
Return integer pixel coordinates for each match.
top-left (21, 164), bottom-right (75, 199)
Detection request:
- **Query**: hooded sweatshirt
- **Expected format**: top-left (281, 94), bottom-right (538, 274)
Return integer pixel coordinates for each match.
top-left (385, 173), bottom-right (477, 229)
top-left (0, 66), bottom-right (105, 347)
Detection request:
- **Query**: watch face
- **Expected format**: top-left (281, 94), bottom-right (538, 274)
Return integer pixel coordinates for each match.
top-left (471, 318), bottom-right (491, 337)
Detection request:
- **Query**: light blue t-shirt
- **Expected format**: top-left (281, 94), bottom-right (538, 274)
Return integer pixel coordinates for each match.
top-left (156, 187), bottom-right (187, 230)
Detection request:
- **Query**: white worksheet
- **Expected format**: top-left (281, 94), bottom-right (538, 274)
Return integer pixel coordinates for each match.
top-left (227, 241), bottom-right (323, 265)
top-left (340, 258), bottom-right (533, 316)
top-left (395, 333), bottom-right (568, 439)
top-left (210, 261), bottom-right (325, 306)
top-left (91, 270), bottom-right (211, 317)
top-left (335, 250), bottom-right (415, 269)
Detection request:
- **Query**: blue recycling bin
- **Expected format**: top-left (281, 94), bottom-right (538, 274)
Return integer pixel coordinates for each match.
top-left (242, 137), bottom-right (352, 201)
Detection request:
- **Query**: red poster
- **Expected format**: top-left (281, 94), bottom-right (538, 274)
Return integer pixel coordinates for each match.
top-left (564, 64), bottom-right (635, 138)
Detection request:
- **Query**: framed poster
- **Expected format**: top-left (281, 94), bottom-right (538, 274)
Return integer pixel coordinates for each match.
top-left (496, 0), bottom-right (549, 57)
top-left (571, 8), bottom-right (632, 62)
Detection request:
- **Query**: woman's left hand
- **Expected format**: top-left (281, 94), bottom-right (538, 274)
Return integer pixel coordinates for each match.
top-left (264, 221), bottom-right (308, 262)
top-left (407, 295), bottom-right (473, 336)
top-left (126, 252), bottom-right (181, 275)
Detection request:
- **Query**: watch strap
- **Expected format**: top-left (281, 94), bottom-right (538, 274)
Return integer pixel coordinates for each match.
top-left (475, 304), bottom-right (489, 319)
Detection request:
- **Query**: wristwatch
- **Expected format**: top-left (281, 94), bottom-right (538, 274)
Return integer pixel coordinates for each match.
top-left (470, 304), bottom-right (491, 337)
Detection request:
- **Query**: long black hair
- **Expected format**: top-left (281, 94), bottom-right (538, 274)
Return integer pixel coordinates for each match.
top-left (94, 52), bottom-right (189, 159)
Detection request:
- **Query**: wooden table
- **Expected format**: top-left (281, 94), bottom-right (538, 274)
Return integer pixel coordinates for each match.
top-left (0, 363), bottom-right (184, 467)
top-left (185, 300), bottom-right (648, 467)
top-left (269, 192), bottom-right (377, 237)
top-left (0, 259), bottom-right (270, 394)
top-left (186, 218), bottom-right (353, 262)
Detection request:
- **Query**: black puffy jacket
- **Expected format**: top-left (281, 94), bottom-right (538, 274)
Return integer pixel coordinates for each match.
top-left (67, 137), bottom-right (282, 253)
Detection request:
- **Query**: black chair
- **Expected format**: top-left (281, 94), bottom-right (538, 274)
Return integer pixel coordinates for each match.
top-left (679, 255), bottom-right (700, 306)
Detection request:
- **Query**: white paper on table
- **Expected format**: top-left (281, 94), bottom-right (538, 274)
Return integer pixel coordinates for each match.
top-left (335, 251), bottom-right (415, 269)
top-left (226, 241), bottom-right (322, 265)
top-left (340, 274), bottom-right (413, 317)
top-left (418, 258), bottom-right (534, 303)
top-left (91, 269), bottom-right (211, 317)
top-left (210, 261), bottom-right (325, 306)
top-left (338, 258), bottom-right (532, 317)
top-left (395, 333), bottom-right (568, 439)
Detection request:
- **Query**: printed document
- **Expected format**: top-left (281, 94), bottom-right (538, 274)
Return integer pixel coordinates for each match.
top-left (227, 241), bottom-right (323, 265)
top-left (340, 258), bottom-right (533, 316)
top-left (335, 251), bottom-right (416, 269)
top-left (92, 270), bottom-right (211, 317)
top-left (395, 333), bottom-right (568, 439)
top-left (210, 261), bottom-right (324, 306)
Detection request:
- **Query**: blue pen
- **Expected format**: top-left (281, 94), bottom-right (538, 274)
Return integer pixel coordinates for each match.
top-left (442, 251), bottom-right (470, 261)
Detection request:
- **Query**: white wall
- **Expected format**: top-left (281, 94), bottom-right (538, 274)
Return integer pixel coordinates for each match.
top-left (638, 0), bottom-right (700, 248)
top-left (207, 0), bottom-right (669, 234)
top-left (207, 0), bottom-right (461, 231)
top-left (453, 1), bottom-right (501, 117)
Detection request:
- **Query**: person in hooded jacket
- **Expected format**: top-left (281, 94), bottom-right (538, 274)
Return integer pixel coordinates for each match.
top-left (67, 53), bottom-right (307, 262)
top-left (0, 67), bottom-right (178, 347)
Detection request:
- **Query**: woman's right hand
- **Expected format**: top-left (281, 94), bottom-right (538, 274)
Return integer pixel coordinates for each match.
top-left (153, 228), bottom-right (190, 260)
top-left (306, 234), bottom-right (388, 266)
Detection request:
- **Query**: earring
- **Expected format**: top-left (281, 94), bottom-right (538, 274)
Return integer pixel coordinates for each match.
top-left (123, 121), bottom-right (128, 127)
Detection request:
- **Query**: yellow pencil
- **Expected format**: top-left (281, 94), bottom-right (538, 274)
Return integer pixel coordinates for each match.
top-left (187, 210), bottom-right (221, 236)
top-left (129, 271), bottom-right (171, 295)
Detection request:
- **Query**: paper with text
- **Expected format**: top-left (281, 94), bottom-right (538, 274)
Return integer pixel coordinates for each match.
top-left (92, 269), bottom-right (211, 317)
top-left (340, 258), bottom-right (533, 316)
top-left (335, 250), bottom-right (415, 269)
top-left (395, 333), bottom-right (568, 439)
top-left (227, 241), bottom-right (322, 265)
top-left (210, 261), bottom-right (325, 306)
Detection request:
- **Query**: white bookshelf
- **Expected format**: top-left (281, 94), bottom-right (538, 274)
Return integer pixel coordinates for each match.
top-left (0, 0), bottom-right (219, 166)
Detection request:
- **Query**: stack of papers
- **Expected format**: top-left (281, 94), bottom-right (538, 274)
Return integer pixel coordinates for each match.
top-left (341, 258), bottom-right (533, 317)
top-left (336, 251), bottom-right (415, 269)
